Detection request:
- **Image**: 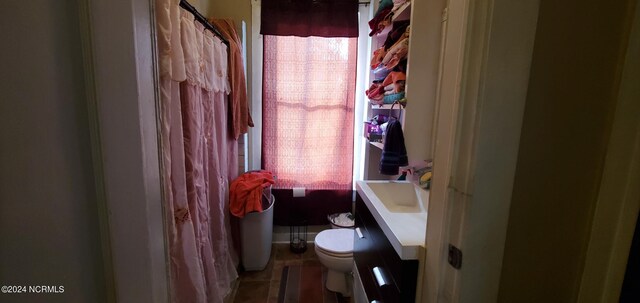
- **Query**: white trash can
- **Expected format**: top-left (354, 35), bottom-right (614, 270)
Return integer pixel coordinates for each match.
top-left (240, 194), bottom-right (274, 271)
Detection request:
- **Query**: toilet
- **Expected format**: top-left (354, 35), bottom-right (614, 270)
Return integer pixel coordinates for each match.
top-left (314, 228), bottom-right (354, 296)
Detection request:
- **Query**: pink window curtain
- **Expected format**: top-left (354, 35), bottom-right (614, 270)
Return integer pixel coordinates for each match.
top-left (262, 35), bottom-right (357, 224)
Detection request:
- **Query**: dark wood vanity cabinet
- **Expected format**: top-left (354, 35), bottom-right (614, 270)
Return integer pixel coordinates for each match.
top-left (354, 193), bottom-right (419, 303)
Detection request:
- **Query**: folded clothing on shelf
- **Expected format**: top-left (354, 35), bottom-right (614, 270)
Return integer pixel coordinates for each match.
top-left (371, 46), bottom-right (387, 69)
top-left (383, 37), bottom-right (410, 70)
top-left (384, 80), bottom-right (405, 95)
top-left (392, 0), bottom-right (410, 11)
top-left (368, 6), bottom-right (393, 36)
top-left (382, 71), bottom-right (406, 87)
top-left (383, 92), bottom-right (405, 104)
top-left (384, 83), bottom-right (395, 92)
top-left (366, 81), bottom-right (385, 102)
top-left (384, 21), bottom-right (411, 50)
top-left (373, 64), bottom-right (392, 81)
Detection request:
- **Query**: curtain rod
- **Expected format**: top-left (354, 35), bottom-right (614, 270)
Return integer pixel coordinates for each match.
top-left (179, 0), bottom-right (230, 46)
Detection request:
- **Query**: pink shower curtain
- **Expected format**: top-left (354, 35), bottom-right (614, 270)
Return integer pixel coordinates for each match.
top-left (156, 1), bottom-right (238, 302)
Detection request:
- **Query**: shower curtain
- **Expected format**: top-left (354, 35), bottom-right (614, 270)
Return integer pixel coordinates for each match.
top-left (156, 1), bottom-right (238, 302)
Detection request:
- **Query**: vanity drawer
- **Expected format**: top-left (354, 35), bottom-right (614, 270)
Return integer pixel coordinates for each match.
top-left (354, 217), bottom-right (383, 301)
top-left (354, 193), bottom-right (419, 303)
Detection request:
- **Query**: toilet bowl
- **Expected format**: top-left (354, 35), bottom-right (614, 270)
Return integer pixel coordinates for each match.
top-left (314, 228), bottom-right (354, 296)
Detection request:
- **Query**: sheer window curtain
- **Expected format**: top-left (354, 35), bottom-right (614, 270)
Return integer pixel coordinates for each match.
top-left (261, 35), bottom-right (358, 224)
top-left (255, 0), bottom-right (361, 225)
top-left (262, 35), bottom-right (357, 191)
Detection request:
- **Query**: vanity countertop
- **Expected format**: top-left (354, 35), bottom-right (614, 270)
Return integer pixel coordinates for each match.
top-left (356, 180), bottom-right (428, 260)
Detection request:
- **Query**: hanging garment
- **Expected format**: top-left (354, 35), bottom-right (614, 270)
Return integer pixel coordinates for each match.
top-left (209, 19), bottom-right (254, 139)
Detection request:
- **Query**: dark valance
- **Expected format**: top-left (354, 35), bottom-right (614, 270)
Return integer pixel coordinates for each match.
top-left (260, 0), bottom-right (359, 38)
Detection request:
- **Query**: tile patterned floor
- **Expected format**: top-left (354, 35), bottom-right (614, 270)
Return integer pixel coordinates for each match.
top-left (225, 243), bottom-right (351, 303)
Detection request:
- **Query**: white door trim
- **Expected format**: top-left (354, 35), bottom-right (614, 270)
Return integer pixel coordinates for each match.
top-left (422, 0), bottom-right (471, 300)
top-left (577, 3), bottom-right (640, 301)
top-left (80, 0), bottom-right (170, 301)
top-left (424, 0), bottom-right (540, 302)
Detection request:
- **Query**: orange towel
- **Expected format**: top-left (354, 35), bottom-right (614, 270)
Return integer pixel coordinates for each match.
top-left (209, 19), bottom-right (254, 139)
top-left (230, 171), bottom-right (275, 218)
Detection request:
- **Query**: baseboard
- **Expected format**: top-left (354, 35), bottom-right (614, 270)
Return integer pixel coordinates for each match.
top-left (272, 224), bottom-right (331, 244)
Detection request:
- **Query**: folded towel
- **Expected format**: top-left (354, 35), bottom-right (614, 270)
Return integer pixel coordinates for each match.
top-left (382, 71), bottom-right (406, 87)
top-left (368, 6), bottom-right (393, 36)
top-left (382, 37), bottom-right (409, 67)
top-left (371, 47), bottom-right (387, 69)
top-left (373, 64), bottom-right (392, 81)
top-left (380, 120), bottom-right (408, 175)
top-left (383, 91), bottom-right (405, 104)
top-left (230, 170), bottom-right (275, 218)
top-left (384, 81), bottom-right (405, 93)
top-left (366, 82), bottom-right (386, 101)
top-left (384, 21), bottom-right (411, 50)
top-left (384, 83), bottom-right (395, 91)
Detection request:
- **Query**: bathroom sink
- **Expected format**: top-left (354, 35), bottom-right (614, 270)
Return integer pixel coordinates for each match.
top-left (356, 180), bottom-right (428, 260)
top-left (363, 181), bottom-right (427, 213)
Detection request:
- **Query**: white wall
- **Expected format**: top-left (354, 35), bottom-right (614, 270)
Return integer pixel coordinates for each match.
top-left (0, 1), bottom-right (107, 302)
top-left (87, 0), bottom-right (169, 300)
top-left (498, 0), bottom-right (635, 301)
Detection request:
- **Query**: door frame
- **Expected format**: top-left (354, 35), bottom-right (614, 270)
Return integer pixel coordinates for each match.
top-left (78, 0), bottom-right (170, 301)
top-left (423, 0), bottom-right (541, 301)
top-left (577, 2), bottom-right (640, 301)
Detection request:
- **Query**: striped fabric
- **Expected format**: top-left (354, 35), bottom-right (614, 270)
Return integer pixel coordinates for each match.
top-left (278, 265), bottom-right (348, 303)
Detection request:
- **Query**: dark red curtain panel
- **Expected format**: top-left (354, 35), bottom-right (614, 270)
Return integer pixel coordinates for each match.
top-left (260, 0), bottom-right (359, 38)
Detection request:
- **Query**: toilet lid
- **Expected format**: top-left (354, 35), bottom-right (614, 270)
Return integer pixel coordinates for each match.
top-left (315, 229), bottom-right (354, 254)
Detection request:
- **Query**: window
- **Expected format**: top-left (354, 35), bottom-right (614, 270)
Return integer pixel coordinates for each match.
top-left (262, 35), bottom-right (358, 191)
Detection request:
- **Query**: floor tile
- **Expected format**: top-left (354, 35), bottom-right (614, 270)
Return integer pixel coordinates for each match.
top-left (240, 251), bottom-right (274, 281)
top-left (227, 243), bottom-right (352, 303)
top-left (302, 243), bottom-right (318, 260)
top-left (233, 280), bottom-right (270, 303)
top-left (272, 260), bottom-right (285, 282)
top-left (275, 243), bottom-right (303, 261)
top-left (303, 259), bottom-right (322, 267)
top-left (267, 279), bottom-right (281, 302)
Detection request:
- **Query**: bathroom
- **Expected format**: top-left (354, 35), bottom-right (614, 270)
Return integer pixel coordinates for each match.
top-left (2, 0), bottom-right (639, 302)
top-left (165, 1), bottom-right (442, 301)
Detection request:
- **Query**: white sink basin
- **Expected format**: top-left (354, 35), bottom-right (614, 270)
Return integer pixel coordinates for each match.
top-left (365, 181), bottom-right (428, 213)
top-left (356, 180), bottom-right (428, 260)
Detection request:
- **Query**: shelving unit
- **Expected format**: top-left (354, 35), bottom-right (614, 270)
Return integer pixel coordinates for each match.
top-left (363, 1), bottom-right (412, 179)
top-left (369, 141), bottom-right (384, 150)
top-left (391, 1), bottom-right (411, 21)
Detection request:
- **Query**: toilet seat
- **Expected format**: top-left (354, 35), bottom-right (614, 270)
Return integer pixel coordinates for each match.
top-left (315, 229), bottom-right (354, 258)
